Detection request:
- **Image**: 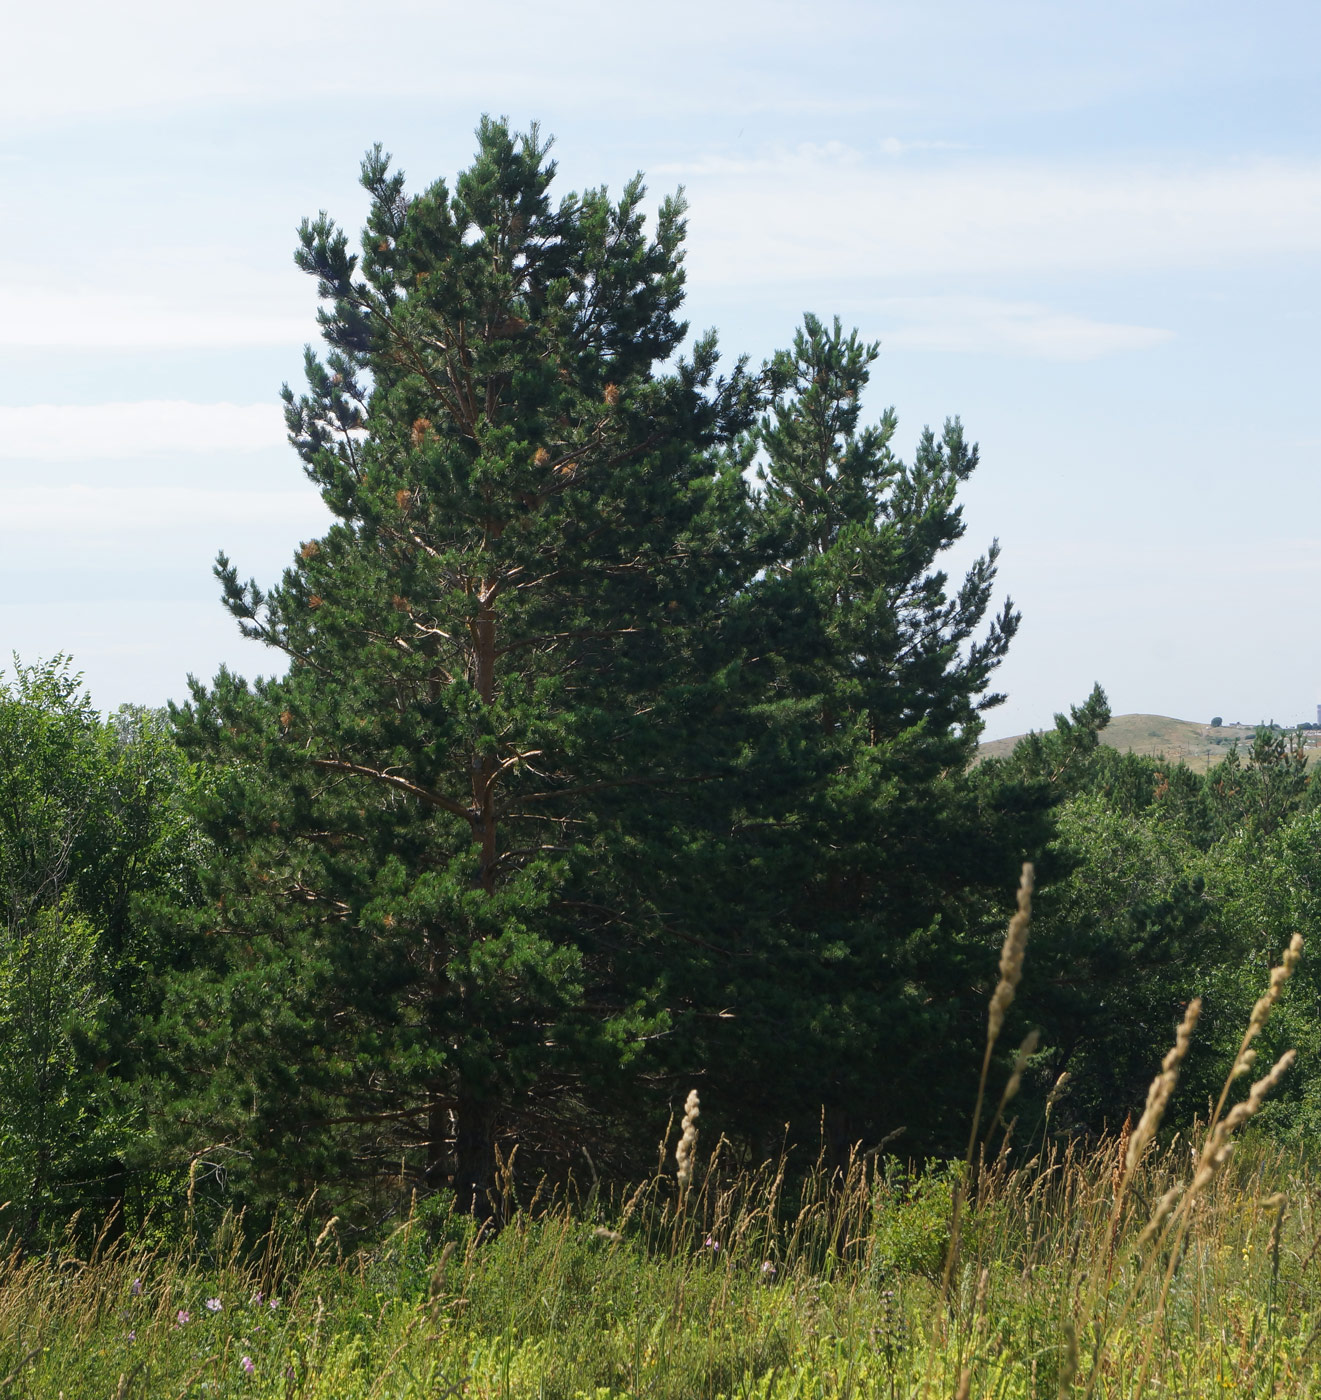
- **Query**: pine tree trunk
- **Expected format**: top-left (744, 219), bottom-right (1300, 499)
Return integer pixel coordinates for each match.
top-left (472, 583), bottom-right (499, 895)
top-left (453, 1089), bottom-right (499, 1222)
top-left (425, 1097), bottom-right (450, 1190)
top-left (449, 582), bottom-right (501, 1215)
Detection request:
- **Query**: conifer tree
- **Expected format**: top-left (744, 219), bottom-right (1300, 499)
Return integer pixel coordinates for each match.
top-left (667, 315), bottom-right (1032, 1155)
top-left (173, 121), bottom-right (757, 1214)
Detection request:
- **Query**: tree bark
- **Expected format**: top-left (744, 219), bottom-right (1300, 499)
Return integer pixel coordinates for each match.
top-left (453, 1089), bottom-right (499, 1223)
top-left (425, 1097), bottom-right (450, 1191)
top-left (472, 585), bottom-right (498, 894)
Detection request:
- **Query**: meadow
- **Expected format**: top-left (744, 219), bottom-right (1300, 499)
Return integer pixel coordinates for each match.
top-left (5, 1131), bottom-right (1318, 1398)
top-left (5, 876), bottom-right (1315, 1399)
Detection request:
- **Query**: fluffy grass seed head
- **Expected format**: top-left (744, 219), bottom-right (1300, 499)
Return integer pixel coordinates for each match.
top-left (1138, 1183), bottom-right (1185, 1248)
top-left (1235, 933), bottom-right (1304, 1076)
top-left (987, 863), bottom-right (1034, 1045)
top-left (675, 1089), bottom-right (700, 1192)
top-left (1193, 1050), bottom-right (1297, 1193)
top-left (1058, 1319), bottom-right (1079, 1396)
top-left (1113, 1115), bottom-right (1133, 1196)
top-left (1125, 997), bottom-right (1201, 1177)
top-left (1045, 1070), bottom-right (1071, 1113)
top-left (1003, 1029), bottom-right (1040, 1109)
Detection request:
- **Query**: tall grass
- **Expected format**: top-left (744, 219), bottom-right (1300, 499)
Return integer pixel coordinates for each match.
top-left (3, 1132), bottom-right (1319, 1397)
top-left (1, 889), bottom-right (1312, 1397)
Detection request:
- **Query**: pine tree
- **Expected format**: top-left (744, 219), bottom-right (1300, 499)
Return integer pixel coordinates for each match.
top-left (173, 121), bottom-right (758, 1215)
top-left (667, 315), bottom-right (1032, 1156)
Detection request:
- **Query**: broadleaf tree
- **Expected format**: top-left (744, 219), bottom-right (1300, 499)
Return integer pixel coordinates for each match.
top-left (0, 658), bottom-right (200, 1239)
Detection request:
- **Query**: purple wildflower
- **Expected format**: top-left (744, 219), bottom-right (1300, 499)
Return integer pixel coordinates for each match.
top-left (269, 1298), bottom-right (280, 1310)
top-left (241, 1356), bottom-right (255, 1375)
top-left (761, 1260), bottom-right (777, 1276)
top-left (130, 1277), bottom-right (142, 1296)
top-left (205, 1297), bottom-right (223, 1313)
top-left (127, 1330), bottom-right (136, 1343)
top-left (250, 1290), bottom-right (263, 1305)
top-left (176, 1309), bottom-right (190, 1327)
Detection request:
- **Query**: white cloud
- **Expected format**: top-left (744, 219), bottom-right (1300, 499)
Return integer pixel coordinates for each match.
top-left (878, 296), bottom-right (1172, 359)
top-left (0, 285), bottom-right (308, 349)
top-left (682, 157), bottom-right (1321, 281)
top-left (0, 1), bottom-right (899, 125)
top-left (0, 484), bottom-right (328, 533)
top-left (0, 402), bottom-right (286, 459)
top-left (0, 598), bottom-right (286, 711)
top-left (658, 140), bottom-right (966, 176)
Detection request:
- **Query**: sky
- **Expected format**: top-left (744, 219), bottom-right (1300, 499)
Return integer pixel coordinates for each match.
top-left (2, 0), bottom-right (1319, 739)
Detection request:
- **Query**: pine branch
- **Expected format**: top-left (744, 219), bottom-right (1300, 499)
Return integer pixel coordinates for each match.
top-left (309, 758), bottom-right (474, 820)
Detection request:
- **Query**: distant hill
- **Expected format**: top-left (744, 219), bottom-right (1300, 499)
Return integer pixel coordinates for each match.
top-left (976, 714), bottom-right (1312, 773)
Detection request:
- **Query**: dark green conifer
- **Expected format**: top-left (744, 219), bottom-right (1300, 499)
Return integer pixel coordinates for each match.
top-left (173, 120), bottom-right (757, 1214)
top-left (664, 315), bottom-right (1033, 1157)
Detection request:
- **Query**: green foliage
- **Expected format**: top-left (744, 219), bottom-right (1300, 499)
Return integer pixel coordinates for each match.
top-left (0, 900), bottom-right (103, 1226)
top-left (0, 657), bottom-right (202, 1236)
top-left (162, 123), bottom-right (1031, 1213)
top-left (20, 118), bottom-right (1321, 1223)
top-left (671, 314), bottom-right (1032, 1159)
top-left (171, 119), bottom-right (763, 1215)
top-left (867, 1159), bottom-right (960, 1282)
top-left (1022, 794), bottom-right (1217, 1128)
top-left (1207, 725), bottom-right (1311, 838)
top-left (985, 684), bottom-right (1321, 1140)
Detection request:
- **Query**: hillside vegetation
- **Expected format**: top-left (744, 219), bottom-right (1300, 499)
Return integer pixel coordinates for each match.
top-left (979, 713), bottom-right (1300, 771)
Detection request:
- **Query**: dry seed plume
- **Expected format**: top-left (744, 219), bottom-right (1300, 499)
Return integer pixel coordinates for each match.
top-left (1138, 1184), bottom-right (1184, 1248)
top-left (675, 1089), bottom-right (700, 1191)
top-left (1265, 1191), bottom-right (1287, 1262)
top-left (1234, 933), bottom-right (1303, 1077)
top-left (1113, 1115), bottom-right (1132, 1197)
top-left (942, 863), bottom-right (1034, 1301)
top-left (1045, 1070), bottom-right (1071, 1113)
top-left (1004, 1029), bottom-right (1040, 1107)
top-left (987, 864), bottom-right (1034, 1044)
top-left (1193, 1049), bottom-right (1297, 1193)
top-left (1058, 1319), bottom-right (1079, 1396)
top-left (989, 1028), bottom-right (1041, 1139)
top-left (1127, 940), bottom-right (1305, 1400)
top-left (1124, 997), bottom-right (1201, 1179)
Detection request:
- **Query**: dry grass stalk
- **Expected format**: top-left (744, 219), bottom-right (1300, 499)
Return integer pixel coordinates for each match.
top-left (1137, 1184), bottom-right (1183, 1248)
top-left (987, 864), bottom-right (1034, 1045)
top-left (1044, 1071), bottom-right (1071, 1114)
top-left (1240, 934), bottom-right (1304, 1064)
top-left (1112, 1115), bottom-right (1131, 1198)
top-left (1058, 1319), bottom-right (1078, 1396)
top-left (1003, 1029), bottom-right (1040, 1109)
top-left (1124, 942), bottom-right (1303, 1400)
top-left (987, 1029), bottom-right (1040, 1143)
top-left (941, 863), bottom-right (1033, 1300)
top-left (675, 1090), bottom-right (700, 1193)
top-left (1192, 1050), bottom-right (1296, 1195)
top-left (1122, 997), bottom-right (1201, 1183)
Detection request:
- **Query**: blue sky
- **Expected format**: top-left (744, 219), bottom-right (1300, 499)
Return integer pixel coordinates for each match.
top-left (2, 0), bottom-right (1319, 738)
